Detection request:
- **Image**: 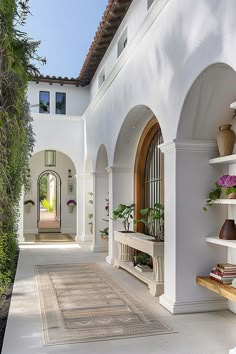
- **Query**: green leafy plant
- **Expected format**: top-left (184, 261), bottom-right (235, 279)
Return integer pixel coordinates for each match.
top-left (132, 253), bottom-right (152, 267)
top-left (134, 203), bottom-right (164, 241)
top-left (112, 203), bottom-right (135, 232)
top-left (100, 227), bottom-right (109, 236)
top-left (41, 199), bottom-right (53, 212)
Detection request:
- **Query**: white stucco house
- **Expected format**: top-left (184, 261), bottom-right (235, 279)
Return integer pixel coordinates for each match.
top-left (21, 0), bottom-right (236, 317)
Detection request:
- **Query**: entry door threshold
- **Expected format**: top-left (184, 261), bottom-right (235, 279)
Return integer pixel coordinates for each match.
top-left (38, 228), bottom-right (61, 233)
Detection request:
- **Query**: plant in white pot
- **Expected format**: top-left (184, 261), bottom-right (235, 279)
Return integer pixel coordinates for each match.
top-left (24, 200), bottom-right (35, 213)
top-left (67, 199), bottom-right (76, 213)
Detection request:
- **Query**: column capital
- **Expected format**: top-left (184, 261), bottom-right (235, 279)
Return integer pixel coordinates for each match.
top-left (106, 166), bottom-right (133, 174)
top-left (159, 139), bottom-right (217, 154)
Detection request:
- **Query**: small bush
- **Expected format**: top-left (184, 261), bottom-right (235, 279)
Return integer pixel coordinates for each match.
top-left (41, 199), bottom-right (53, 212)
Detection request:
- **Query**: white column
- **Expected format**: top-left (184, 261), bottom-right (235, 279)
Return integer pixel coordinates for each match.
top-left (159, 139), bottom-right (228, 314)
top-left (106, 166), bottom-right (134, 265)
top-left (91, 172), bottom-right (109, 252)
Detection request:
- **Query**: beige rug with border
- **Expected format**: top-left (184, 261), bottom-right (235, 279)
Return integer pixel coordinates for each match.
top-left (35, 234), bottom-right (74, 242)
top-left (36, 263), bottom-right (175, 345)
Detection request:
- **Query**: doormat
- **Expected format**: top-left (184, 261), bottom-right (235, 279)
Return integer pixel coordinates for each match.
top-left (35, 234), bottom-right (74, 242)
top-left (36, 263), bottom-right (174, 345)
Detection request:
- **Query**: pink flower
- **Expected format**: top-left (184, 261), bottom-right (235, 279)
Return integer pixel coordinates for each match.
top-left (217, 175), bottom-right (229, 187)
top-left (224, 175), bottom-right (236, 188)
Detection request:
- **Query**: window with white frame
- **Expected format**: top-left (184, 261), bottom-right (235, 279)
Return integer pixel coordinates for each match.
top-left (117, 28), bottom-right (128, 58)
top-left (98, 68), bottom-right (106, 88)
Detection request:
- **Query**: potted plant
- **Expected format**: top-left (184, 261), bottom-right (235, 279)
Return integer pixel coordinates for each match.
top-left (88, 192), bottom-right (93, 234)
top-left (134, 203), bottom-right (164, 241)
top-left (112, 203), bottom-right (135, 232)
top-left (67, 199), bottom-right (76, 213)
top-left (24, 200), bottom-right (35, 213)
top-left (100, 198), bottom-right (109, 239)
top-left (99, 227), bottom-right (109, 240)
top-left (203, 175), bottom-right (236, 211)
top-left (132, 253), bottom-right (153, 272)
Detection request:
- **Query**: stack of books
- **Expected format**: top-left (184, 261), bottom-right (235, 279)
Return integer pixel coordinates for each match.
top-left (210, 263), bottom-right (236, 284)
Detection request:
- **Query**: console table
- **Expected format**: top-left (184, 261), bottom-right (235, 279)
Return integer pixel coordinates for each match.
top-left (114, 231), bottom-right (164, 296)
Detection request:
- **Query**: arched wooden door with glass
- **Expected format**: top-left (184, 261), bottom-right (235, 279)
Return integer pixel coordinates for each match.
top-left (134, 117), bottom-right (164, 234)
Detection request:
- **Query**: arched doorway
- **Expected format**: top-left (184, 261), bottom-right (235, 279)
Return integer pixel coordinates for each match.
top-left (37, 170), bottom-right (61, 233)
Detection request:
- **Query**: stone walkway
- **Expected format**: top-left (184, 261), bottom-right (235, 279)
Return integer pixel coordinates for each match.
top-left (2, 242), bottom-right (236, 354)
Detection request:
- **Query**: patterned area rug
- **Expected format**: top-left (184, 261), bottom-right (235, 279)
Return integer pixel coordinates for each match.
top-left (35, 234), bottom-right (74, 242)
top-left (36, 263), bottom-right (174, 345)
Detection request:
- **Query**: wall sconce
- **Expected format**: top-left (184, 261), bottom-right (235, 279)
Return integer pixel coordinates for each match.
top-left (27, 168), bottom-right (31, 178)
top-left (68, 169), bottom-right (72, 178)
top-left (45, 150), bottom-right (56, 167)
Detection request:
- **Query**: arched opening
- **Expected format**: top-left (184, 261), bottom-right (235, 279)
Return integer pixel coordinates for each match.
top-left (134, 117), bottom-right (164, 232)
top-left (92, 144), bottom-right (109, 253)
top-left (37, 170), bottom-right (61, 233)
top-left (23, 149), bottom-right (77, 241)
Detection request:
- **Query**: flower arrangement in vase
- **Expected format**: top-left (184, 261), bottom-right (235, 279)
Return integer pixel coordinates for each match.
top-left (204, 175), bottom-right (236, 211)
top-left (67, 199), bottom-right (76, 213)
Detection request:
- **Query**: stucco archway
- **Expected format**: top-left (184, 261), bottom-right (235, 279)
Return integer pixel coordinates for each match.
top-left (91, 144), bottom-right (109, 253)
top-left (23, 150), bottom-right (77, 241)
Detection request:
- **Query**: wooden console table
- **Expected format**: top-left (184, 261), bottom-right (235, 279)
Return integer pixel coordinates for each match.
top-left (114, 231), bottom-right (164, 296)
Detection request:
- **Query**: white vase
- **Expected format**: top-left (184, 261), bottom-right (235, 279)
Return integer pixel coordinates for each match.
top-left (25, 205), bottom-right (31, 213)
top-left (68, 205), bottom-right (74, 213)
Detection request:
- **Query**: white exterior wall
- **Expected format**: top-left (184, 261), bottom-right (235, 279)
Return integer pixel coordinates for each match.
top-left (24, 0), bottom-right (236, 314)
top-left (27, 81), bottom-right (89, 116)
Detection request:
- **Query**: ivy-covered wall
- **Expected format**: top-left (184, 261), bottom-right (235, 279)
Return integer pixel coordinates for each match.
top-left (0, 0), bottom-right (43, 295)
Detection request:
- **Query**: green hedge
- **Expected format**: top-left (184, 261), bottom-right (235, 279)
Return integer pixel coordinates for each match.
top-left (0, 0), bottom-right (44, 296)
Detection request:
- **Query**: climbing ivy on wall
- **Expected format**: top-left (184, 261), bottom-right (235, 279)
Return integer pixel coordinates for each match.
top-left (0, 0), bottom-right (45, 295)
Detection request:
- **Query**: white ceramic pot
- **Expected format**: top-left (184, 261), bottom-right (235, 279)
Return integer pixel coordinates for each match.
top-left (68, 205), bottom-right (74, 213)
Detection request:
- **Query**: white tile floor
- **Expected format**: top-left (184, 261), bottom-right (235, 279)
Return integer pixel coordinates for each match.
top-left (2, 242), bottom-right (236, 354)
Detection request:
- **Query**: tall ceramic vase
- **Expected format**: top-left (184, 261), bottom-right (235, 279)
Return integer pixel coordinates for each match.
top-left (219, 219), bottom-right (236, 240)
top-left (217, 124), bottom-right (235, 157)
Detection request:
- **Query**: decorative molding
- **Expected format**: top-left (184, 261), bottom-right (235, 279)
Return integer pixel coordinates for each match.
top-left (83, 0), bottom-right (170, 118)
top-left (106, 255), bottom-right (114, 265)
top-left (106, 166), bottom-right (133, 174)
top-left (159, 294), bottom-right (227, 314)
top-left (159, 140), bottom-right (217, 154)
top-left (32, 113), bottom-right (83, 122)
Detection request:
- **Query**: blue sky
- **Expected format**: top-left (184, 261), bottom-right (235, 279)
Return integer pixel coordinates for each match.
top-left (24, 0), bottom-right (108, 78)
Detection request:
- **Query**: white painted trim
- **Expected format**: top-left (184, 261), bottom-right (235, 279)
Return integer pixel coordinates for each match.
top-left (159, 140), bottom-right (217, 153)
top-left (83, 0), bottom-right (170, 118)
top-left (159, 294), bottom-right (227, 314)
top-left (106, 166), bottom-right (133, 174)
top-left (32, 113), bottom-right (83, 122)
top-left (209, 154), bottom-right (236, 165)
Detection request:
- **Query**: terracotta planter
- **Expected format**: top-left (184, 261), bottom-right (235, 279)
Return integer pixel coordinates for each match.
top-left (228, 192), bottom-right (236, 199)
top-left (101, 235), bottom-right (108, 240)
top-left (217, 124), bottom-right (235, 157)
top-left (219, 219), bottom-right (236, 240)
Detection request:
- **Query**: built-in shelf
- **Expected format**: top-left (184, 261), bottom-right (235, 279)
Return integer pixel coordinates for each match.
top-left (119, 261), bottom-right (156, 284)
top-left (213, 199), bottom-right (236, 205)
top-left (196, 276), bottom-right (236, 302)
top-left (209, 154), bottom-right (236, 165)
top-left (206, 236), bottom-right (236, 249)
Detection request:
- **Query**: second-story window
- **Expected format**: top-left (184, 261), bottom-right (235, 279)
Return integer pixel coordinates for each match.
top-left (56, 93), bottom-right (66, 115)
top-left (147, 0), bottom-right (155, 10)
top-left (117, 28), bottom-right (128, 58)
top-left (39, 91), bottom-right (50, 113)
